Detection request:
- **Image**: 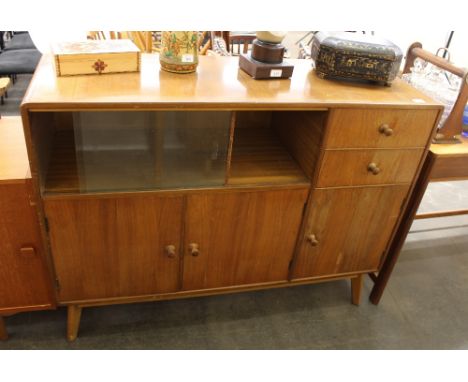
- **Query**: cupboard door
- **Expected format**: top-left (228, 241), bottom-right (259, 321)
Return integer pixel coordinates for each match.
top-left (183, 189), bottom-right (308, 290)
top-left (44, 195), bottom-right (183, 301)
top-left (292, 185), bottom-right (410, 279)
top-left (0, 182), bottom-right (53, 312)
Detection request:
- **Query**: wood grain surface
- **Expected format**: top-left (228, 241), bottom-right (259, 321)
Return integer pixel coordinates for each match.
top-left (292, 185), bottom-right (410, 279)
top-left (317, 148), bottom-right (424, 187)
top-left (325, 108), bottom-right (439, 149)
top-left (0, 117), bottom-right (30, 182)
top-left (182, 189), bottom-right (308, 290)
top-left (273, 111), bottom-right (327, 179)
top-left (228, 126), bottom-right (310, 186)
top-left (44, 195), bottom-right (183, 301)
top-left (0, 181), bottom-right (54, 313)
top-left (21, 54), bottom-right (442, 111)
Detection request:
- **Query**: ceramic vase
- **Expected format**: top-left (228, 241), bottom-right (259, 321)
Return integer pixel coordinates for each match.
top-left (160, 31), bottom-right (199, 74)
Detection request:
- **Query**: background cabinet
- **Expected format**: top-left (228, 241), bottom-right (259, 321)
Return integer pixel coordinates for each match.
top-left (0, 117), bottom-right (54, 340)
top-left (0, 182), bottom-right (53, 312)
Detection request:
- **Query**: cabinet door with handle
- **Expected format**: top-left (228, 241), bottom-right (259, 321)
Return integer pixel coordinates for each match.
top-left (291, 185), bottom-right (410, 279)
top-left (183, 189), bottom-right (308, 290)
top-left (44, 195), bottom-right (183, 302)
top-left (0, 182), bottom-right (54, 313)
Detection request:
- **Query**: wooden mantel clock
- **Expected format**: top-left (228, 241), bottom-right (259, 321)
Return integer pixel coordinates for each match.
top-left (16, 53), bottom-right (442, 341)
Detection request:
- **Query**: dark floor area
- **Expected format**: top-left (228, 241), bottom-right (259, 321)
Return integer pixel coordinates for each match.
top-left (1, 75), bottom-right (467, 349)
top-left (0, 74), bottom-right (31, 115)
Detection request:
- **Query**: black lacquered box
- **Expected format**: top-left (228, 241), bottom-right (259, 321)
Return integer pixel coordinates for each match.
top-left (311, 32), bottom-right (403, 86)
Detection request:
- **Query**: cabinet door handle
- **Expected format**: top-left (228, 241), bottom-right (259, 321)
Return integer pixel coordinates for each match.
top-left (307, 234), bottom-right (319, 246)
top-left (367, 162), bottom-right (381, 175)
top-left (19, 246), bottom-right (36, 258)
top-left (189, 243), bottom-right (200, 257)
top-left (378, 123), bottom-right (394, 136)
top-left (165, 245), bottom-right (177, 258)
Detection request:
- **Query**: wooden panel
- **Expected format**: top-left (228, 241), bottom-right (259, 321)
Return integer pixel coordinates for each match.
top-left (292, 185), bottom-right (410, 279)
top-left (45, 129), bottom-right (79, 193)
top-left (324, 108), bottom-right (439, 149)
top-left (430, 136), bottom-right (468, 181)
top-left (317, 148), bottom-right (424, 187)
top-left (0, 117), bottom-right (30, 182)
top-left (22, 55), bottom-right (442, 110)
top-left (183, 189), bottom-right (308, 290)
top-left (430, 135), bottom-right (468, 156)
top-left (431, 155), bottom-right (468, 181)
top-left (44, 195), bottom-right (182, 301)
top-left (28, 112), bottom-right (59, 192)
top-left (228, 127), bottom-right (310, 186)
top-left (0, 182), bottom-right (53, 312)
top-left (235, 111), bottom-right (272, 129)
top-left (273, 111), bottom-right (327, 178)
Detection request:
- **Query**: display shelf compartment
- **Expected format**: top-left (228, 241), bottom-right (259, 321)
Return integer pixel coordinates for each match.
top-left (228, 127), bottom-right (310, 186)
top-left (227, 111), bottom-right (326, 187)
top-left (31, 109), bottom-right (326, 195)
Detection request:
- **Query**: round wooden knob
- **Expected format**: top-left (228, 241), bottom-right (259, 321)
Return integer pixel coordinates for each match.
top-left (189, 243), bottom-right (200, 257)
top-left (307, 234), bottom-right (319, 246)
top-left (378, 124), bottom-right (393, 136)
top-left (165, 245), bottom-right (176, 258)
top-left (367, 162), bottom-right (381, 175)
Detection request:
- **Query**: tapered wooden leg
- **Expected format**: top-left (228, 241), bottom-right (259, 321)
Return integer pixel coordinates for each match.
top-left (0, 316), bottom-right (8, 341)
top-left (67, 305), bottom-right (82, 342)
top-left (351, 274), bottom-right (363, 306)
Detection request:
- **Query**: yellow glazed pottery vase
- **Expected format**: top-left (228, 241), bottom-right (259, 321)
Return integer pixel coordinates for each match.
top-left (160, 31), bottom-right (199, 73)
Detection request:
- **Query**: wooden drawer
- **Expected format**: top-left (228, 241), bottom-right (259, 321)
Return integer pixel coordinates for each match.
top-left (324, 108), bottom-right (438, 149)
top-left (317, 148), bottom-right (424, 187)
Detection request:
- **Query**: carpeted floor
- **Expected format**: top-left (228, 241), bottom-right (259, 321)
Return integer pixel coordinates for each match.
top-left (1, 68), bottom-right (468, 350)
top-left (0, 74), bottom-right (32, 116)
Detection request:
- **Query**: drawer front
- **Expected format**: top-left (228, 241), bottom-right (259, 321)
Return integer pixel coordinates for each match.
top-left (325, 108), bottom-right (438, 149)
top-left (317, 148), bottom-right (424, 187)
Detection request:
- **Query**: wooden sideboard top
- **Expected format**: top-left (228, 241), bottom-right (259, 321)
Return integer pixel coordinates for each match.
top-left (21, 54), bottom-right (442, 111)
top-left (0, 116), bottom-right (31, 182)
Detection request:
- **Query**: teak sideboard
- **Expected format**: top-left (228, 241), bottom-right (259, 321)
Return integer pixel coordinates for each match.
top-left (18, 54), bottom-right (442, 341)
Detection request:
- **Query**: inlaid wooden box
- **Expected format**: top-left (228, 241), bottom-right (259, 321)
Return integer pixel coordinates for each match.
top-left (53, 39), bottom-right (141, 76)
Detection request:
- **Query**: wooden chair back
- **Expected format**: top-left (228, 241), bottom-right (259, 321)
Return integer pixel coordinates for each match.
top-left (228, 33), bottom-right (256, 55)
top-left (403, 42), bottom-right (468, 143)
top-left (87, 31), bottom-right (154, 53)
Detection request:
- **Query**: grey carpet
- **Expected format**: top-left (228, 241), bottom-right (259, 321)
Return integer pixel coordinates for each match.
top-left (1, 75), bottom-right (467, 349)
top-left (0, 74), bottom-right (31, 116)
